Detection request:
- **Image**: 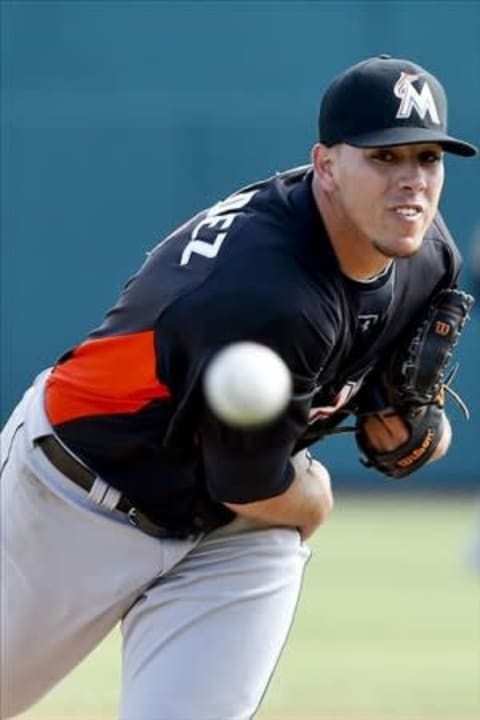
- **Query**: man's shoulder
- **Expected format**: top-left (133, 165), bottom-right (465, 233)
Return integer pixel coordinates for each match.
top-left (231, 164), bottom-right (312, 198)
top-left (421, 211), bottom-right (462, 279)
top-left (234, 165), bottom-right (314, 220)
top-left (154, 164), bottom-right (314, 252)
top-left (390, 213), bottom-right (463, 327)
top-left (424, 212), bottom-right (460, 258)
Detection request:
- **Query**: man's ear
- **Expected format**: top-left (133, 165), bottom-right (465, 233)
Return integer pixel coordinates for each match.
top-left (311, 143), bottom-right (337, 192)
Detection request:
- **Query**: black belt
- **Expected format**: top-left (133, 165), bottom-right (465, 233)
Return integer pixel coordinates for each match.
top-left (36, 435), bottom-right (199, 540)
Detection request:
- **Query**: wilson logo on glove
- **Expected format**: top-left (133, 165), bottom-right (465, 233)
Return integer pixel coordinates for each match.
top-left (434, 321), bottom-right (451, 336)
top-left (395, 428), bottom-right (435, 469)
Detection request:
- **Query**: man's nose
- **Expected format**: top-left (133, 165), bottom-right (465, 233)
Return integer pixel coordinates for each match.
top-left (397, 162), bottom-right (427, 191)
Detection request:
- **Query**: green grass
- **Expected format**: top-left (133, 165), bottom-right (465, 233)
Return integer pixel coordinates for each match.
top-left (18, 496), bottom-right (479, 720)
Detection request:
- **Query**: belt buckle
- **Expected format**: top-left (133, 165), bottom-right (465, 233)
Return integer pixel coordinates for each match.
top-left (127, 507), bottom-right (198, 541)
top-left (127, 507), bottom-right (171, 539)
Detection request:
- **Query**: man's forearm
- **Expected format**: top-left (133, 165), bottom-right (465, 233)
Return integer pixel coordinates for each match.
top-left (224, 451), bottom-right (333, 540)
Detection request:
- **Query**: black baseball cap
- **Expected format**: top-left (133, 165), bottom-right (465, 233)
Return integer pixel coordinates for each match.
top-left (319, 55), bottom-right (477, 157)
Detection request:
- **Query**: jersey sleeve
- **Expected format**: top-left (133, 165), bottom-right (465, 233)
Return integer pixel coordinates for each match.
top-left (199, 399), bottom-right (302, 504)
top-left (155, 270), bottom-right (338, 504)
top-left (197, 303), bottom-right (330, 504)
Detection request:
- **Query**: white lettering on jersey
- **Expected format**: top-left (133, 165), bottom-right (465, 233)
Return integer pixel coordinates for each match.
top-left (393, 72), bottom-right (440, 125)
top-left (180, 190), bottom-right (257, 266)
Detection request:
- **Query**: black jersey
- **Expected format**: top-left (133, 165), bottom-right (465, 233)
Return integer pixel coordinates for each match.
top-left (45, 166), bottom-right (461, 531)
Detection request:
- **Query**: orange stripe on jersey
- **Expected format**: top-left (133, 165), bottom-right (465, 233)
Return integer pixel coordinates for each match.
top-left (45, 331), bottom-right (171, 425)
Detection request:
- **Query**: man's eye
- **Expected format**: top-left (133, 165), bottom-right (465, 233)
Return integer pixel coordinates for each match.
top-left (419, 151), bottom-right (443, 164)
top-left (371, 151), bottom-right (394, 163)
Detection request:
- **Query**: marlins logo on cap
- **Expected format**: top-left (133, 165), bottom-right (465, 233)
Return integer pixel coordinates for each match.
top-left (394, 72), bottom-right (441, 124)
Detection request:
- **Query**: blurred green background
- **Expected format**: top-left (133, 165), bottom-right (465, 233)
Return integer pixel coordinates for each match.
top-left (2, 2), bottom-right (479, 719)
top-left (16, 497), bottom-right (479, 720)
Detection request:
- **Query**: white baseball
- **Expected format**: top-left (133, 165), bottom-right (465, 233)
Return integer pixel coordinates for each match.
top-left (203, 342), bottom-right (292, 427)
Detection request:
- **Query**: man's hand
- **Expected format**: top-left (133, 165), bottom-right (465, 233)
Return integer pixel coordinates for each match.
top-left (360, 411), bottom-right (410, 452)
top-left (224, 450), bottom-right (333, 540)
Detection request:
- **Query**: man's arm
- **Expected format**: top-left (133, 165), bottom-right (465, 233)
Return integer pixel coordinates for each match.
top-left (224, 450), bottom-right (333, 540)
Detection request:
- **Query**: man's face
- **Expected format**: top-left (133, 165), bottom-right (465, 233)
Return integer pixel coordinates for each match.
top-left (329, 143), bottom-right (445, 257)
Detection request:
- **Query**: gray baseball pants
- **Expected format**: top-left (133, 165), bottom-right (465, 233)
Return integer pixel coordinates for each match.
top-left (0, 372), bottom-right (310, 720)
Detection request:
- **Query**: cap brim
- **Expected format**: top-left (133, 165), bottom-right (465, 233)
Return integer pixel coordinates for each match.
top-left (344, 126), bottom-right (478, 157)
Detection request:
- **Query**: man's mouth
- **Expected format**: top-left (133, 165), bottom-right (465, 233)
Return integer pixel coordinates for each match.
top-left (391, 203), bottom-right (423, 220)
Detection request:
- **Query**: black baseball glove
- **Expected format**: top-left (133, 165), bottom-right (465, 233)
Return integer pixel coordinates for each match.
top-left (355, 288), bottom-right (474, 478)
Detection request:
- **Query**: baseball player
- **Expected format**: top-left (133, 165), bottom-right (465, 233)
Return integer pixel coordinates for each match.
top-left (1, 55), bottom-right (477, 719)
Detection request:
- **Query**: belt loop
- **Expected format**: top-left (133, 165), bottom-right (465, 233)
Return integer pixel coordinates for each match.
top-left (88, 478), bottom-right (122, 511)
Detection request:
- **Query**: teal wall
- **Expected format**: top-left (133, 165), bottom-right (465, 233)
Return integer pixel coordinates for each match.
top-left (2, 1), bottom-right (479, 488)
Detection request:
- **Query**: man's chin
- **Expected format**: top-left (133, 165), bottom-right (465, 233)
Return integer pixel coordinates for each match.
top-left (373, 235), bottom-right (424, 259)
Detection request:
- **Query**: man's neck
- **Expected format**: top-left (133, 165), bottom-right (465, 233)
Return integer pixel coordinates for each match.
top-left (311, 175), bottom-right (392, 282)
